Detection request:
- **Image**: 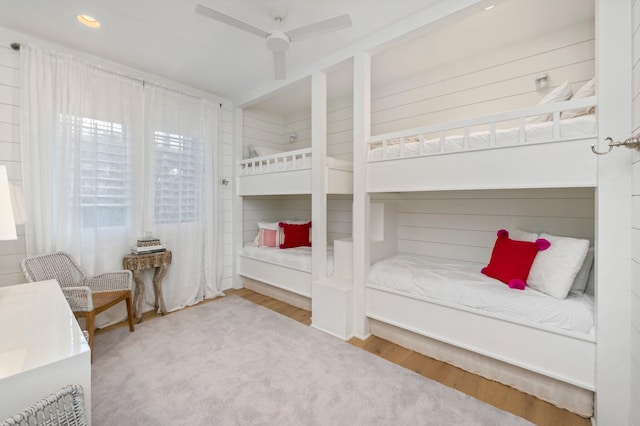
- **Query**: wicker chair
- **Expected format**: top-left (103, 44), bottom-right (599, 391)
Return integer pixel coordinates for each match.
top-left (1, 384), bottom-right (87, 426)
top-left (21, 252), bottom-right (134, 354)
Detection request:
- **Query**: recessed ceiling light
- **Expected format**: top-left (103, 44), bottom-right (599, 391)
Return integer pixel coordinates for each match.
top-left (77, 14), bottom-right (101, 28)
top-left (484, 5), bottom-right (495, 11)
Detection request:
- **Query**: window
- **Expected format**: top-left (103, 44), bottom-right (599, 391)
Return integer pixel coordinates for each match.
top-left (154, 131), bottom-right (204, 224)
top-left (62, 115), bottom-right (129, 228)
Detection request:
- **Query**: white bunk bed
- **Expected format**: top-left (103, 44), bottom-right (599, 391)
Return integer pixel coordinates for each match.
top-left (363, 97), bottom-right (599, 417)
top-left (238, 148), bottom-right (353, 196)
top-left (366, 96), bottom-right (597, 192)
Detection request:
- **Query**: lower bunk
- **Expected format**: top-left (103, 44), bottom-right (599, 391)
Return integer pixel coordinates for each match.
top-left (366, 254), bottom-right (595, 417)
top-left (238, 244), bottom-right (335, 311)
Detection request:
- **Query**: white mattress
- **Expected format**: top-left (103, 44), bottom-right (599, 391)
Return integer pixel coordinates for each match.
top-left (369, 254), bottom-right (594, 334)
top-left (369, 114), bottom-right (596, 160)
top-left (242, 155), bottom-right (352, 174)
top-left (242, 244), bottom-right (334, 275)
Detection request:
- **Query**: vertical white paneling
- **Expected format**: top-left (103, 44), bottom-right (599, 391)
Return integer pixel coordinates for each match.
top-left (311, 71), bottom-right (328, 281)
top-left (0, 38), bottom-right (24, 287)
top-left (631, 1), bottom-right (640, 424)
top-left (595, 0), bottom-right (633, 424)
top-left (352, 51), bottom-right (371, 339)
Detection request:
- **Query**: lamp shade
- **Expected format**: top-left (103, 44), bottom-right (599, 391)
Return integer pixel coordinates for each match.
top-left (0, 165), bottom-right (17, 240)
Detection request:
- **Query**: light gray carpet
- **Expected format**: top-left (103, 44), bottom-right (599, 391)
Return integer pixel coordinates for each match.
top-left (92, 295), bottom-right (532, 425)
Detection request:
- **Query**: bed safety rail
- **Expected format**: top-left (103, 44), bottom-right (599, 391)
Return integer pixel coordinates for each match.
top-left (367, 96), bottom-right (597, 162)
top-left (239, 148), bottom-right (312, 176)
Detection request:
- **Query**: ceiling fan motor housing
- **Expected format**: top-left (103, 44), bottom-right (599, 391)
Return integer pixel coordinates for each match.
top-left (267, 30), bottom-right (290, 52)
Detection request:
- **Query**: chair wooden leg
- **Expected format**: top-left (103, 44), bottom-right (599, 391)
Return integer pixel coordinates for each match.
top-left (85, 312), bottom-right (95, 361)
top-left (125, 293), bottom-right (135, 333)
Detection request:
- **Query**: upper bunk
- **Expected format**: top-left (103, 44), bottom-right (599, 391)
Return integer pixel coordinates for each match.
top-left (238, 71), bottom-right (354, 196)
top-left (365, 0), bottom-right (596, 194)
top-left (366, 96), bottom-right (597, 192)
top-left (238, 147), bottom-right (353, 196)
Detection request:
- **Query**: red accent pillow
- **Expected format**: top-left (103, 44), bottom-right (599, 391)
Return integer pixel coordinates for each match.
top-left (279, 221), bottom-right (312, 249)
top-left (481, 229), bottom-right (550, 290)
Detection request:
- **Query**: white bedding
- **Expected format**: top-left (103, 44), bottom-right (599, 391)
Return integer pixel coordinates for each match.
top-left (368, 114), bottom-right (596, 160)
top-left (369, 254), bottom-right (594, 334)
top-left (242, 244), bottom-right (335, 275)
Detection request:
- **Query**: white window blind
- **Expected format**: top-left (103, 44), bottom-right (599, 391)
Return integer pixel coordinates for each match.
top-left (63, 115), bottom-right (129, 228)
top-left (154, 130), bottom-right (204, 224)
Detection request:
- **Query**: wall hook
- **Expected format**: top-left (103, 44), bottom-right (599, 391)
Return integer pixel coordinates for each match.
top-left (591, 135), bottom-right (640, 155)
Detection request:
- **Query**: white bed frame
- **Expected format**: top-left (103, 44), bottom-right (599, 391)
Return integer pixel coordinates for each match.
top-left (238, 148), bottom-right (353, 196)
top-left (362, 98), bottom-right (599, 414)
top-left (237, 252), bottom-right (311, 298)
top-left (366, 96), bottom-right (597, 192)
top-left (366, 285), bottom-right (595, 391)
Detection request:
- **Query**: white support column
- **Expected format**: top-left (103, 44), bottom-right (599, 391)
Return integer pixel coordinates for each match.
top-left (352, 52), bottom-right (371, 339)
top-left (311, 71), bottom-right (327, 282)
top-left (594, 0), bottom-right (632, 424)
top-left (232, 107), bottom-right (244, 288)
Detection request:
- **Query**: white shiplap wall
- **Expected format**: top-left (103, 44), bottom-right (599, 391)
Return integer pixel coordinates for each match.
top-left (242, 195), bottom-right (352, 245)
top-left (244, 96), bottom-right (354, 162)
top-left (0, 32), bottom-right (235, 290)
top-left (630, 1), bottom-right (640, 424)
top-left (0, 41), bottom-right (24, 287)
top-left (370, 20), bottom-right (595, 136)
top-left (371, 188), bottom-right (595, 267)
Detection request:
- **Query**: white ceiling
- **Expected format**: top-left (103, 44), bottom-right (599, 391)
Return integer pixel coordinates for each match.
top-left (0, 0), bottom-right (444, 102)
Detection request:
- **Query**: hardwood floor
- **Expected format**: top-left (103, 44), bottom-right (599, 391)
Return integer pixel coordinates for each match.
top-left (98, 287), bottom-right (590, 426)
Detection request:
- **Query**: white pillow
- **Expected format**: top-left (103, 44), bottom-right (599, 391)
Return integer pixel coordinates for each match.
top-left (527, 233), bottom-right (590, 299)
top-left (568, 247), bottom-right (594, 297)
top-left (509, 229), bottom-right (538, 242)
top-left (561, 78), bottom-right (596, 119)
top-left (527, 81), bottom-right (573, 123)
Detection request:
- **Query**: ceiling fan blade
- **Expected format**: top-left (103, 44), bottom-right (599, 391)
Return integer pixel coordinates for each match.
top-left (287, 14), bottom-right (352, 42)
top-left (195, 4), bottom-right (269, 39)
top-left (273, 51), bottom-right (286, 80)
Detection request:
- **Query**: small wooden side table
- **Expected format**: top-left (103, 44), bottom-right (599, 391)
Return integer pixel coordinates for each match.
top-left (123, 251), bottom-right (172, 323)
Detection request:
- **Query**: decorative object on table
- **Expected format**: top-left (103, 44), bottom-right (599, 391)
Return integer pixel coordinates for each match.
top-left (123, 250), bottom-right (172, 323)
top-left (20, 252), bottom-right (135, 356)
top-left (131, 234), bottom-right (166, 254)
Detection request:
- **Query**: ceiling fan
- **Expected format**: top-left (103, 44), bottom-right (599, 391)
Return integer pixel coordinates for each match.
top-left (195, 4), bottom-right (352, 80)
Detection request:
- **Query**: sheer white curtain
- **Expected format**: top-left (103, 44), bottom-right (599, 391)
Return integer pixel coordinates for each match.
top-left (139, 85), bottom-right (223, 310)
top-left (20, 45), bottom-right (223, 324)
top-left (20, 46), bottom-right (144, 271)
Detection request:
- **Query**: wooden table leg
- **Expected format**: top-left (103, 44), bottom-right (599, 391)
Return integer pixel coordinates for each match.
top-left (132, 270), bottom-right (145, 323)
top-left (152, 265), bottom-right (168, 315)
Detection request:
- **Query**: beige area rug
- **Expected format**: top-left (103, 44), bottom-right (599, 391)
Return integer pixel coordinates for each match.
top-left (92, 295), bottom-right (532, 425)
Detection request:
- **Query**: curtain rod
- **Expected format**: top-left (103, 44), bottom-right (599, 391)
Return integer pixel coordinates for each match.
top-left (9, 41), bottom-right (223, 108)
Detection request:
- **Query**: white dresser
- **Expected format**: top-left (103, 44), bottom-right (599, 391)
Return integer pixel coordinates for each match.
top-left (0, 280), bottom-right (91, 422)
